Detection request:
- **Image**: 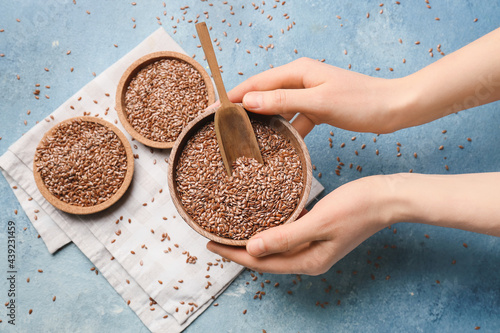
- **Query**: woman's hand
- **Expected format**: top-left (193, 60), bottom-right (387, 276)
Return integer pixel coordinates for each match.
top-left (207, 172), bottom-right (500, 274)
top-left (205, 28), bottom-right (500, 275)
top-left (227, 57), bottom-right (407, 135)
top-left (227, 28), bottom-right (500, 135)
top-left (207, 175), bottom-right (396, 275)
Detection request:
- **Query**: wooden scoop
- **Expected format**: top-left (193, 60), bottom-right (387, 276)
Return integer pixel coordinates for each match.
top-left (196, 22), bottom-right (263, 176)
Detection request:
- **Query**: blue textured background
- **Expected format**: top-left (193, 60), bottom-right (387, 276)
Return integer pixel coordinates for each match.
top-left (1, 0), bottom-right (500, 332)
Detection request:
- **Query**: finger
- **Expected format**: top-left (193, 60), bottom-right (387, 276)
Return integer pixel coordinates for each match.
top-left (227, 59), bottom-right (315, 103)
top-left (206, 100), bottom-right (220, 111)
top-left (207, 240), bottom-right (328, 274)
top-left (245, 210), bottom-right (328, 257)
top-left (283, 113), bottom-right (296, 122)
top-left (291, 113), bottom-right (315, 138)
top-left (242, 87), bottom-right (320, 117)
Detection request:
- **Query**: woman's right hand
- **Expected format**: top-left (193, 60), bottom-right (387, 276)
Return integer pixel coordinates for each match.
top-left (227, 57), bottom-right (410, 137)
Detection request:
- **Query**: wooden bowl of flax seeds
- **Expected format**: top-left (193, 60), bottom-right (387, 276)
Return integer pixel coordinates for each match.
top-left (115, 51), bottom-right (216, 149)
top-left (168, 106), bottom-right (312, 246)
top-left (34, 117), bottom-right (134, 215)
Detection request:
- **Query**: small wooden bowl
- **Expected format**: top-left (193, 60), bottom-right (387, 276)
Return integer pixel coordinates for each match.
top-left (115, 51), bottom-right (216, 149)
top-left (34, 117), bottom-right (134, 215)
top-left (167, 107), bottom-right (313, 246)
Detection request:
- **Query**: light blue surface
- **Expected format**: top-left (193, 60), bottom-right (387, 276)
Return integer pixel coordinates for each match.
top-left (1, 1), bottom-right (500, 332)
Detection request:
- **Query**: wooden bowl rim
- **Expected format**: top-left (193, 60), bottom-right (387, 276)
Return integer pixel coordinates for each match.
top-left (115, 51), bottom-right (216, 149)
top-left (33, 116), bottom-right (135, 215)
top-left (168, 106), bottom-right (312, 246)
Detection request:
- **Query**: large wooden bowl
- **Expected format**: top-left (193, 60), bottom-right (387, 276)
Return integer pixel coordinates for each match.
top-left (167, 106), bottom-right (313, 246)
top-left (115, 51), bottom-right (216, 149)
top-left (33, 117), bottom-right (134, 215)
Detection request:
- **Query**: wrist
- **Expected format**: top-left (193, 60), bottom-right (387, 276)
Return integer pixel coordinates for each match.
top-left (373, 173), bottom-right (414, 227)
top-left (381, 76), bottom-right (420, 133)
top-left (347, 174), bottom-right (404, 230)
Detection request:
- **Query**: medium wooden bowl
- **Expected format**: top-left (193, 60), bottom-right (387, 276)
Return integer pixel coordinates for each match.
top-left (115, 51), bottom-right (216, 149)
top-left (33, 116), bottom-right (134, 215)
top-left (167, 106), bottom-right (313, 246)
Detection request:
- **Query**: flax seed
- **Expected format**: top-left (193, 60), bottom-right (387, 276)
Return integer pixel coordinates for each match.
top-left (124, 59), bottom-right (209, 142)
top-left (176, 121), bottom-right (303, 240)
top-left (34, 119), bottom-right (128, 207)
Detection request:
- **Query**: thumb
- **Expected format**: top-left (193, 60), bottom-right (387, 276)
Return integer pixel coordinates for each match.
top-left (242, 88), bottom-right (315, 116)
top-left (246, 211), bottom-right (323, 257)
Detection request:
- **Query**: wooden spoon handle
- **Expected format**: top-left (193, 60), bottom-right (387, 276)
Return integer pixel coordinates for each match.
top-left (196, 22), bottom-right (231, 106)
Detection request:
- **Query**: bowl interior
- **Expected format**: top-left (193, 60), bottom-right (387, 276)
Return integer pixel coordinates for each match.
top-left (168, 107), bottom-right (312, 246)
top-left (115, 51), bottom-right (216, 149)
top-left (33, 116), bottom-right (134, 215)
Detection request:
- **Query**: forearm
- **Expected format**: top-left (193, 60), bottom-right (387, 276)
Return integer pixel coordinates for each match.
top-left (388, 27), bottom-right (500, 131)
top-left (387, 172), bottom-right (500, 237)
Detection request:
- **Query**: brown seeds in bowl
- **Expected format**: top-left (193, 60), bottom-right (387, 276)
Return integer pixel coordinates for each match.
top-left (124, 58), bottom-right (209, 143)
top-left (34, 119), bottom-right (128, 207)
top-left (175, 121), bottom-right (304, 240)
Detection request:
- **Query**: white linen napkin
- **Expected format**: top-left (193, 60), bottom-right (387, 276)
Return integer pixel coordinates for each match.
top-left (0, 28), bottom-right (324, 332)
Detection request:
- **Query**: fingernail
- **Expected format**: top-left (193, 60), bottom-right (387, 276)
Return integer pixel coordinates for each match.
top-left (243, 92), bottom-right (263, 110)
top-left (247, 238), bottom-right (265, 256)
top-left (206, 241), bottom-right (215, 252)
top-left (207, 101), bottom-right (220, 110)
